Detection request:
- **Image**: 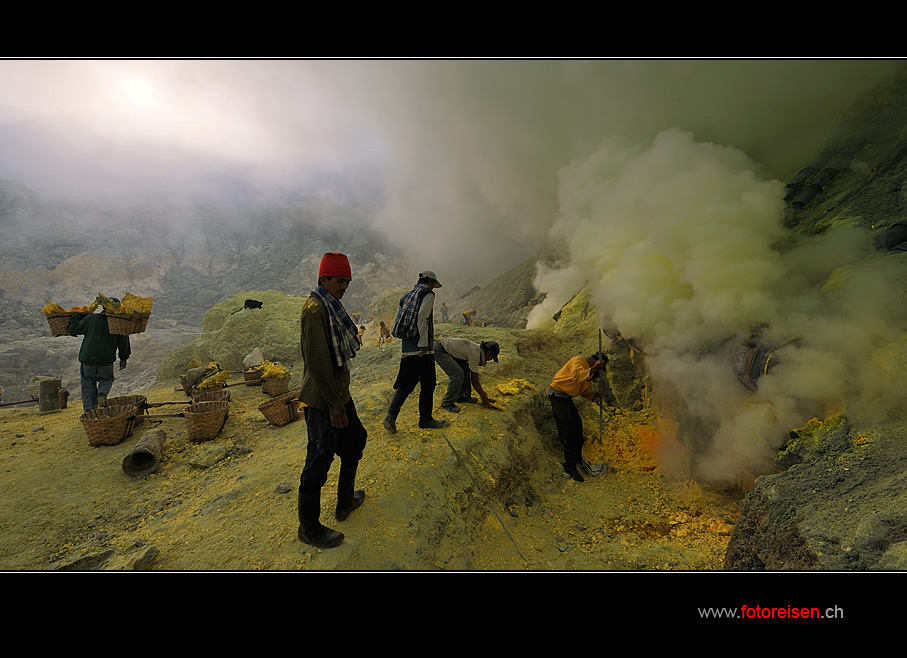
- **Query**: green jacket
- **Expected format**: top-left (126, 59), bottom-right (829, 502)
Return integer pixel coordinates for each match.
top-left (68, 314), bottom-right (131, 366)
top-left (299, 294), bottom-right (350, 415)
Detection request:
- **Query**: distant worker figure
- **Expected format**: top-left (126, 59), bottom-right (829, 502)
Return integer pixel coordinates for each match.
top-left (384, 270), bottom-right (448, 432)
top-left (440, 302), bottom-right (449, 323)
top-left (377, 321), bottom-right (391, 347)
top-left (462, 309), bottom-right (477, 327)
top-left (68, 301), bottom-right (131, 411)
top-left (297, 252), bottom-right (368, 549)
top-left (547, 353), bottom-right (608, 482)
top-left (434, 337), bottom-right (499, 413)
top-left (358, 325), bottom-right (366, 340)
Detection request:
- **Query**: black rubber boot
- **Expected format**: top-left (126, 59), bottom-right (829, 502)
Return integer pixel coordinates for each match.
top-left (298, 490), bottom-right (344, 548)
top-left (383, 389), bottom-right (407, 433)
top-left (336, 464), bottom-right (366, 521)
top-left (419, 418), bottom-right (449, 429)
top-left (418, 387), bottom-right (448, 429)
top-left (563, 461), bottom-right (585, 483)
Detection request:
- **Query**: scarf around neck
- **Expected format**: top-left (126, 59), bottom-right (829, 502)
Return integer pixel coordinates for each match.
top-left (392, 283), bottom-right (433, 340)
top-left (311, 286), bottom-right (361, 369)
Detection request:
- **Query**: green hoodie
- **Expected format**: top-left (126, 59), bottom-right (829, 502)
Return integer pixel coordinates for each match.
top-left (68, 314), bottom-right (131, 365)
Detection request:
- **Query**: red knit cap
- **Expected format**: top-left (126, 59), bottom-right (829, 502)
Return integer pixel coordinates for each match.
top-left (319, 252), bottom-right (352, 279)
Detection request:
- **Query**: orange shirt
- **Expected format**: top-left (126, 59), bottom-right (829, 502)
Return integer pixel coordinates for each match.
top-left (550, 356), bottom-right (597, 401)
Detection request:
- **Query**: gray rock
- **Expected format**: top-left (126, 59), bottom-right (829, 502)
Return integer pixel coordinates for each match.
top-left (188, 444), bottom-right (230, 468)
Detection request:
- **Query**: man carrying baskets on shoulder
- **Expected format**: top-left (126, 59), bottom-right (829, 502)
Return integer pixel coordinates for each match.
top-left (68, 299), bottom-right (130, 411)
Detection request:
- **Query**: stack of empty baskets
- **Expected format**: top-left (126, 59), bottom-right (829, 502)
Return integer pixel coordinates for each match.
top-left (79, 395), bottom-right (149, 446)
top-left (182, 389), bottom-right (230, 441)
top-left (83, 390), bottom-right (231, 446)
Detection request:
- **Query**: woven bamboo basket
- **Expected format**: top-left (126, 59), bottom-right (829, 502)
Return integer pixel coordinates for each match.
top-left (134, 312), bottom-right (151, 332)
top-left (102, 395), bottom-right (148, 425)
top-left (184, 400), bottom-right (229, 442)
top-left (81, 405), bottom-right (136, 446)
top-left (243, 368), bottom-right (263, 386)
top-left (258, 390), bottom-right (302, 426)
top-left (106, 313), bottom-right (137, 335)
top-left (262, 376), bottom-right (290, 397)
top-left (46, 313), bottom-right (76, 337)
top-left (191, 389), bottom-right (231, 404)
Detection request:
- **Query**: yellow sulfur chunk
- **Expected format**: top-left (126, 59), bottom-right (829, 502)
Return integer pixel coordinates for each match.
top-left (260, 360), bottom-right (291, 379)
top-left (96, 294), bottom-right (122, 314)
top-left (121, 292), bottom-right (153, 314)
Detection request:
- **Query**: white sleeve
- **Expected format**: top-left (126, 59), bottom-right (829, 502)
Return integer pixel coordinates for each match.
top-left (417, 293), bottom-right (434, 348)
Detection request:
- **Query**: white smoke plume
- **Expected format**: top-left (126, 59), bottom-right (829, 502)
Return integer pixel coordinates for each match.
top-left (529, 128), bottom-right (907, 482)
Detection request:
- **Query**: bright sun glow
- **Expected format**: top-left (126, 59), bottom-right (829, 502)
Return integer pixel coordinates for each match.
top-left (121, 77), bottom-right (156, 110)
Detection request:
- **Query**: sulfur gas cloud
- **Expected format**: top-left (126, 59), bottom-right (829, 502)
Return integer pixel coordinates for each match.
top-left (528, 128), bottom-right (907, 482)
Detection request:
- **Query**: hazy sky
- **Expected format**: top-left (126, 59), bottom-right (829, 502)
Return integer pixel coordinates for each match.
top-left (0, 59), bottom-right (902, 280)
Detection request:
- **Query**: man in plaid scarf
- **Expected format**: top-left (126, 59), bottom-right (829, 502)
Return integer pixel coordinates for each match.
top-left (297, 252), bottom-right (368, 549)
top-left (383, 269), bottom-right (448, 433)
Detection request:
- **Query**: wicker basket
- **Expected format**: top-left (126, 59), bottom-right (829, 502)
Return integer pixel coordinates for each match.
top-left (243, 368), bottom-right (263, 386)
top-left (46, 313), bottom-right (76, 337)
top-left (106, 313), bottom-right (137, 335)
top-left (184, 400), bottom-right (229, 442)
top-left (102, 395), bottom-right (148, 425)
top-left (258, 390), bottom-right (302, 426)
top-left (262, 376), bottom-right (290, 397)
top-left (191, 389), bottom-right (231, 404)
top-left (81, 405), bottom-right (136, 446)
top-left (134, 312), bottom-right (151, 332)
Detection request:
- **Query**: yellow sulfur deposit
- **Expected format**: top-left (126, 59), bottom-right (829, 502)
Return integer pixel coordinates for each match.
top-left (196, 371), bottom-right (230, 390)
top-left (96, 294), bottom-right (122, 314)
top-left (41, 303), bottom-right (67, 315)
top-left (42, 293), bottom-right (151, 318)
top-left (121, 292), bottom-right (153, 314)
top-left (94, 293), bottom-right (153, 314)
top-left (496, 378), bottom-right (537, 395)
top-left (261, 360), bottom-right (291, 379)
top-left (196, 368), bottom-right (230, 390)
top-left (41, 300), bottom-right (100, 315)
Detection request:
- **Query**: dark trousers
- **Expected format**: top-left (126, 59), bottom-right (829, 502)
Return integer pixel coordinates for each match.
top-left (549, 393), bottom-right (584, 465)
top-left (392, 354), bottom-right (437, 422)
top-left (299, 399), bottom-right (368, 495)
top-left (80, 363), bottom-right (115, 411)
top-left (434, 343), bottom-right (472, 406)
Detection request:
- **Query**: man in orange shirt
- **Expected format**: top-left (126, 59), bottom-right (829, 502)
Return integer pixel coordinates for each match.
top-left (547, 353), bottom-right (607, 482)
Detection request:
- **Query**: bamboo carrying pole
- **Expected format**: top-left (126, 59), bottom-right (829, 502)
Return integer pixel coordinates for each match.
top-left (0, 399), bottom-right (37, 408)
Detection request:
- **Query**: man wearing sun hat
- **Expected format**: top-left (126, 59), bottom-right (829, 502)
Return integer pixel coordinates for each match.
top-left (433, 337), bottom-right (500, 413)
top-left (297, 252), bottom-right (368, 549)
top-left (384, 269), bottom-right (448, 432)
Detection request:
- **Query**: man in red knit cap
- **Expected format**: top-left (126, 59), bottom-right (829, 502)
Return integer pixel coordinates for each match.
top-left (297, 252), bottom-right (367, 548)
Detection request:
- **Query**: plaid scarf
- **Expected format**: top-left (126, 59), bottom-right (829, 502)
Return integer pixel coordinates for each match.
top-left (392, 283), bottom-right (432, 339)
top-left (311, 286), bottom-right (361, 370)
